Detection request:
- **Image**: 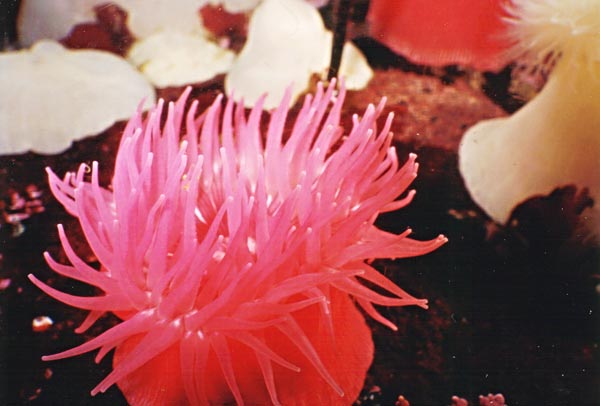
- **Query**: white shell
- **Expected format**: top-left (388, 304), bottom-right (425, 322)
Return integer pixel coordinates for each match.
top-left (461, 0), bottom-right (600, 239)
top-left (459, 60), bottom-right (600, 236)
top-left (18, 0), bottom-right (208, 46)
top-left (225, 0), bottom-right (372, 109)
top-left (127, 31), bottom-right (235, 88)
top-left (0, 41), bottom-right (156, 155)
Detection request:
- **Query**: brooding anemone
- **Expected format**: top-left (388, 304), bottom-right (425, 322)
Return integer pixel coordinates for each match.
top-left (459, 0), bottom-right (600, 239)
top-left (29, 82), bottom-right (446, 405)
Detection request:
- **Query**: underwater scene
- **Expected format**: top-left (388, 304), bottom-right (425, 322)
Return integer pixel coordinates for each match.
top-left (0, 1), bottom-right (598, 405)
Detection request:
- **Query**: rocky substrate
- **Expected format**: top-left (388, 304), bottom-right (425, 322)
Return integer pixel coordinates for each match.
top-left (0, 67), bottom-right (598, 406)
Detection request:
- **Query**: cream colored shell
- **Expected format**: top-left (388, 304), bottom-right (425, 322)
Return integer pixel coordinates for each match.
top-left (0, 41), bottom-right (155, 154)
top-left (225, 0), bottom-right (372, 109)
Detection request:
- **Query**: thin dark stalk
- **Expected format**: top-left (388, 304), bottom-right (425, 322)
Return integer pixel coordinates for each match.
top-left (327, 0), bottom-right (352, 80)
top-left (0, 0), bottom-right (21, 50)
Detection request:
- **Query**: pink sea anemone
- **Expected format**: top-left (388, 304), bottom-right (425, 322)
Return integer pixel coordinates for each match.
top-left (29, 82), bottom-right (446, 405)
top-left (367, 0), bottom-right (512, 72)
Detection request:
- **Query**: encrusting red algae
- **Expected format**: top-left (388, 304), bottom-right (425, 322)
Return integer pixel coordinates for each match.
top-left (28, 81), bottom-right (446, 405)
